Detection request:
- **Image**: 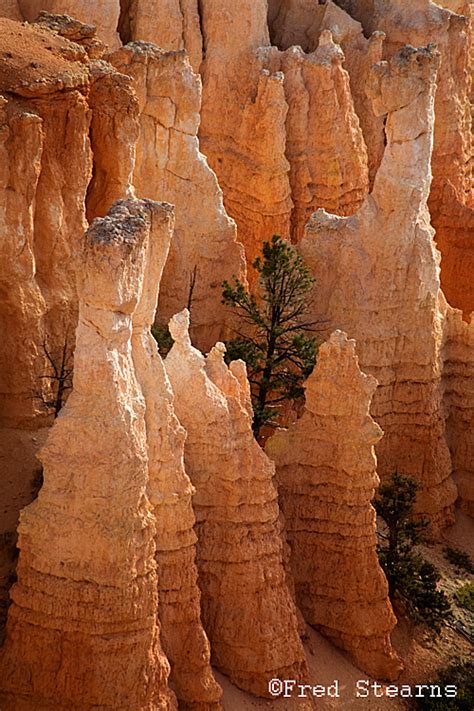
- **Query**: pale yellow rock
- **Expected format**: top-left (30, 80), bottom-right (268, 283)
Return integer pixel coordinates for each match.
top-left (110, 42), bottom-right (246, 351)
top-left (267, 331), bottom-right (403, 681)
top-left (299, 45), bottom-right (457, 536)
top-left (0, 199), bottom-right (177, 710)
top-left (164, 310), bottom-right (308, 698)
top-left (131, 202), bottom-right (222, 709)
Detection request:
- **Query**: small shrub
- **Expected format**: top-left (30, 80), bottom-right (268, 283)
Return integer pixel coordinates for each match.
top-left (444, 547), bottom-right (474, 575)
top-left (414, 660), bottom-right (474, 710)
top-left (375, 473), bottom-right (451, 633)
top-left (454, 582), bottom-right (474, 613)
top-left (151, 324), bottom-right (174, 356)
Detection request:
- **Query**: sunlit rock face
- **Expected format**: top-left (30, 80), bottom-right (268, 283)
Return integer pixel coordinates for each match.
top-left (0, 200), bottom-right (177, 710)
top-left (299, 45), bottom-right (457, 536)
top-left (165, 310), bottom-right (308, 698)
top-left (267, 331), bottom-right (403, 681)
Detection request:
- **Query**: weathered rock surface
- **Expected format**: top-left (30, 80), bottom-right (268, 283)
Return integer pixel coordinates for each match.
top-left (299, 45), bottom-right (457, 535)
top-left (0, 15), bottom-right (140, 634)
top-left (267, 331), bottom-right (402, 681)
top-left (442, 304), bottom-right (474, 516)
top-left (110, 41), bottom-right (245, 351)
top-left (130, 203), bottom-right (222, 709)
top-left (165, 310), bottom-right (307, 697)
top-left (0, 199), bottom-right (176, 710)
top-left (356, 0), bottom-right (474, 315)
top-left (261, 29), bottom-right (369, 242)
top-left (268, 0), bottom-right (385, 187)
top-left (18, 1), bottom-right (121, 49)
top-left (0, 0), bottom-right (21, 20)
top-left (118, 0), bottom-right (203, 73)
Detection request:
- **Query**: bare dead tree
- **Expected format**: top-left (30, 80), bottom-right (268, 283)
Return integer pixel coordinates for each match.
top-left (34, 335), bottom-right (73, 418)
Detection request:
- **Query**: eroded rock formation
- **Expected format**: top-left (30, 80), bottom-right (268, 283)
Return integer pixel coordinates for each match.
top-left (442, 305), bottom-right (474, 516)
top-left (165, 310), bottom-right (307, 697)
top-left (261, 29), bottom-right (369, 241)
top-left (130, 202), bottom-right (222, 709)
top-left (0, 13), bottom-right (139, 632)
top-left (118, 0), bottom-right (202, 73)
top-left (268, 0), bottom-right (385, 187)
top-left (0, 200), bottom-right (176, 710)
top-left (267, 330), bottom-right (402, 681)
top-left (110, 42), bottom-right (245, 351)
top-left (299, 45), bottom-right (457, 535)
top-left (19, 1), bottom-right (121, 49)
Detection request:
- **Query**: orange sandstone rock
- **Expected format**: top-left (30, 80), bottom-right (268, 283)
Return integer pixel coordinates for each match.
top-left (261, 29), bottom-right (369, 241)
top-left (164, 310), bottom-right (307, 697)
top-left (0, 200), bottom-right (176, 710)
top-left (118, 0), bottom-right (203, 73)
top-left (442, 303), bottom-right (474, 516)
top-left (267, 331), bottom-right (402, 681)
top-left (0, 0), bottom-right (21, 20)
top-left (268, 0), bottom-right (385, 187)
top-left (110, 42), bottom-right (246, 351)
top-left (199, 0), bottom-right (292, 271)
top-left (18, 1), bottom-right (121, 49)
top-left (131, 203), bottom-right (222, 709)
top-left (299, 45), bottom-right (457, 535)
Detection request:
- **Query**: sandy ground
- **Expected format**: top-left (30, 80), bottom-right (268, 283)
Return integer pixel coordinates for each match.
top-left (217, 512), bottom-right (474, 710)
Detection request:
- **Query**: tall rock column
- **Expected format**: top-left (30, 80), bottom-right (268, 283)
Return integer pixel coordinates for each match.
top-left (165, 310), bottom-right (307, 698)
top-left (267, 331), bottom-right (402, 681)
top-left (199, 0), bottom-right (293, 272)
top-left (299, 46), bottom-right (457, 536)
top-left (0, 200), bottom-right (176, 710)
top-left (131, 203), bottom-right (222, 709)
top-left (110, 42), bottom-right (246, 351)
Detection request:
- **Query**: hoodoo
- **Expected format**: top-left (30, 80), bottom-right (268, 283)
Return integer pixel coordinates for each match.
top-left (0, 199), bottom-right (176, 709)
top-left (165, 310), bottom-right (308, 697)
top-left (267, 331), bottom-right (403, 681)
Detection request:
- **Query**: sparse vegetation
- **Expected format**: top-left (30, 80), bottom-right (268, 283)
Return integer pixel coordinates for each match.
top-left (222, 235), bottom-right (318, 438)
top-left (152, 324), bottom-right (174, 356)
top-left (414, 660), bottom-right (474, 710)
top-left (454, 582), bottom-right (474, 613)
top-left (375, 473), bottom-right (451, 633)
top-left (444, 547), bottom-right (474, 575)
top-left (35, 336), bottom-right (73, 418)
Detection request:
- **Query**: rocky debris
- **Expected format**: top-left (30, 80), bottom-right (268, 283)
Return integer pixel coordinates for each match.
top-left (130, 203), bottom-right (222, 709)
top-left (118, 0), bottom-right (202, 73)
top-left (267, 330), bottom-right (402, 680)
top-left (0, 200), bottom-right (177, 710)
top-left (165, 310), bottom-right (308, 697)
top-left (18, 1), bottom-right (121, 49)
top-left (110, 42), bottom-right (246, 350)
top-left (299, 45), bottom-right (457, 536)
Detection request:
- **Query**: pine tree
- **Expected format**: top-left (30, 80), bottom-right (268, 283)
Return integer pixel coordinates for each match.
top-left (222, 235), bottom-right (318, 438)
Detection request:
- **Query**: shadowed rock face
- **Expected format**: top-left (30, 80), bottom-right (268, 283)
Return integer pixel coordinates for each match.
top-left (130, 203), bottom-right (222, 710)
top-left (118, 0), bottom-right (202, 72)
top-left (0, 199), bottom-right (177, 710)
top-left (299, 45), bottom-right (457, 536)
top-left (267, 331), bottom-right (403, 681)
top-left (164, 310), bottom-right (308, 698)
top-left (109, 42), bottom-right (246, 351)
